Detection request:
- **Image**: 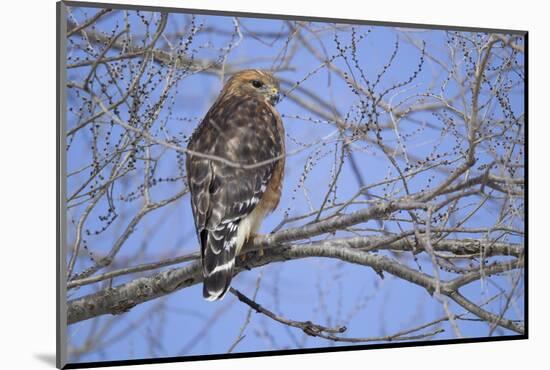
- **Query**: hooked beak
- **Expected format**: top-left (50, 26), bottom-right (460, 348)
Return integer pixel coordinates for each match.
top-left (268, 87), bottom-right (280, 105)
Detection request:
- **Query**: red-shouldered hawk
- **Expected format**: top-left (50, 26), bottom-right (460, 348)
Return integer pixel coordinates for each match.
top-left (186, 69), bottom-right (285, 301)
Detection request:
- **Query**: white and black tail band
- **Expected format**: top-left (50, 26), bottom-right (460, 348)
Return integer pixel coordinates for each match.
top-left (203, 259), bottom-right (235, 301)
top-left (201, 223), bottom-right (239, 301)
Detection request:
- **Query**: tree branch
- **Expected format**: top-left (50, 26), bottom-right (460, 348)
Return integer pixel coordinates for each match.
top-left (229, 287), bottom-right (444, 343)
top-left (67, 235), bottom-right (523, 331)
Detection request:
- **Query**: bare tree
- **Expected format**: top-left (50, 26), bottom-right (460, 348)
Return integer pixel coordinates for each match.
top-left (63, 6), bottom-right (524, 362)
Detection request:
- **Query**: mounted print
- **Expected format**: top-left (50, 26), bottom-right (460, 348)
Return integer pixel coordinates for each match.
top-left (57, 1), bottom-right (527, 368)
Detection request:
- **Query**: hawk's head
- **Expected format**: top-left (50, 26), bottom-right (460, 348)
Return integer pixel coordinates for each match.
top-left (222, 69), bottom-right (281, 106)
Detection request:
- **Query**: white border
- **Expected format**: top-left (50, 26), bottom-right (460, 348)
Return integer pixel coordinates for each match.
top-left (3, 0), bottom-right (546, 369)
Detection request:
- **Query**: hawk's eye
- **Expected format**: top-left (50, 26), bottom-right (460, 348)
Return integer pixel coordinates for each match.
top-left (251, 80), bottom-right (263, 88)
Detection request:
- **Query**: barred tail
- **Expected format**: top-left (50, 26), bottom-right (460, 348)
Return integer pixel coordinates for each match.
top-left (200, 223), bottom-right (239, 301)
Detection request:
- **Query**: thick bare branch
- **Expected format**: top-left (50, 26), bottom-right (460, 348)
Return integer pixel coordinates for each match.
top-left (67, 236), bottom-right (523, 330)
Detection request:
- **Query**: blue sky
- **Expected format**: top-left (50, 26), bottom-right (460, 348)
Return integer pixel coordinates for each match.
top-left (65, 5), bottom-right (524, 363)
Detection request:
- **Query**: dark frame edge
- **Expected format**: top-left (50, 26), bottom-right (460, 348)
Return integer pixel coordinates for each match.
top-left (63, 334), bottom-right (527, 369)
top-left (523, 31), bottom-right (529, 339)
top-left (57, 1), bottom-right (68, 369)
top-left (61, 0), bottom-right (527, 35)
